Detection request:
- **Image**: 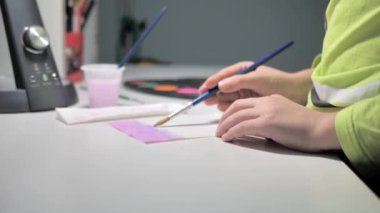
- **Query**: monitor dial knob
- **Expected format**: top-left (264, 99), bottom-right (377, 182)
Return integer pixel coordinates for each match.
top-left (22, 26), bottom-right (50, 54)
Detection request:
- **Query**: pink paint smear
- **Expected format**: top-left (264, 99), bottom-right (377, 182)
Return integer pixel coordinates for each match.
top-left (110, 120), bottom-right (180, 144)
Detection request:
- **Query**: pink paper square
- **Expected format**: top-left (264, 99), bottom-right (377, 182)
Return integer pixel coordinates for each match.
top-left (110, 120), bottom-right (180, 144)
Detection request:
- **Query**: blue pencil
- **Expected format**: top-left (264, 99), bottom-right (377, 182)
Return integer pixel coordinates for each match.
top-left (118, 6), bottom-right (168, 68)
top-left (154, 40), bottom-right (294, 126)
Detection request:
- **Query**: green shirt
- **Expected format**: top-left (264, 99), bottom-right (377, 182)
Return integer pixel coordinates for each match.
top-left (307, 0), bottom-right (380, 179)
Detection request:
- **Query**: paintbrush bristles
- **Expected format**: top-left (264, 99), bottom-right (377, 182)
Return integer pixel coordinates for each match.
top-left (154, 117), bottom-right (170, 127)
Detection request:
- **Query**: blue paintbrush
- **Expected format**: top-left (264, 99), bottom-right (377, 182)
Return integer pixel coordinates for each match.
top-left (118, 6), bottom-right (168, 68)
top-left (154, 40), bottom-right (294, 126)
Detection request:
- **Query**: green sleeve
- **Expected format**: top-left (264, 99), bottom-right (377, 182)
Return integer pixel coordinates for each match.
top-left (336, 95), bottom-right (380, 179)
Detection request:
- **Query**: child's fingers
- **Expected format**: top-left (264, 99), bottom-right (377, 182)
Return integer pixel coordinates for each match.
top-left (199, 61), bottom-right (253, 94)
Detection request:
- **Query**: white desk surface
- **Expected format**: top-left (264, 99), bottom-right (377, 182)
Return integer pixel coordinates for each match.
top-left (0, 65), bottom-right (379, 213)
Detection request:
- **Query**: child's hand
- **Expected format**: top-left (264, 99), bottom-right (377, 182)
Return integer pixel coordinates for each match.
top-left (216, 94), bottom-right (340, 152)
top-left (199, 61), bottom-right (312, 111)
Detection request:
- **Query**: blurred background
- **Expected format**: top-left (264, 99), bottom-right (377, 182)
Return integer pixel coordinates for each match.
top-left (95, 0), bottom-right (329, 71)
top-left (0, 0), bottom-right (329, 82)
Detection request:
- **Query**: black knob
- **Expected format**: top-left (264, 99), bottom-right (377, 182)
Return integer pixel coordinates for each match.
top-left (22, 25), bottom-right (50, 54)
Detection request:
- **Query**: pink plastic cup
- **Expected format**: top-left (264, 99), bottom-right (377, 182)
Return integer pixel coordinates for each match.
top-left (81, 64), bottom-right (124, 108)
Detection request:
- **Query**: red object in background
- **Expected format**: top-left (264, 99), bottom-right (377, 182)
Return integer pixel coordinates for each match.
top-left (65, 32), bottom-right (83, 83)
top-left (65, 0), bottom-right (90, 83)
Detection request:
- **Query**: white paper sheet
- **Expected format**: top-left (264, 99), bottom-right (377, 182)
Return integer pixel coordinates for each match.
top-left (56, 102), bottom-right (183, 125)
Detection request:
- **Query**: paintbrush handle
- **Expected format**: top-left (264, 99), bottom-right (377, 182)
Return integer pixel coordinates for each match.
top-left (191, 40), bottom-right (294, 106)
top-left (118, 6), bottom-right (168, 68)
top-left (238, 41), bottom-right (294, 75)
top-left (192, 86), bottom-right (219, 105)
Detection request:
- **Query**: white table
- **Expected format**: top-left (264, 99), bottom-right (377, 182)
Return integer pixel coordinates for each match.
top-left (0, 65), bottom-right (379, 213)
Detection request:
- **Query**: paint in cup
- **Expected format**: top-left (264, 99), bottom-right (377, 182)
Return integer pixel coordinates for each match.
top-left (81, 64), bottom-right (124, 108)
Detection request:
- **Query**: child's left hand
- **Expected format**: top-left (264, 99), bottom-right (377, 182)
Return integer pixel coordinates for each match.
top-left (216, 94), bottom-right (341, 152)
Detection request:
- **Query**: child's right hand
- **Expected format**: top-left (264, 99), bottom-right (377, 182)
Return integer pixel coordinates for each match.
top-left (199, 61), bottom-right (312, 111)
